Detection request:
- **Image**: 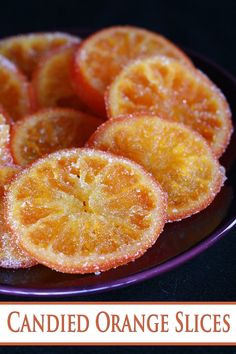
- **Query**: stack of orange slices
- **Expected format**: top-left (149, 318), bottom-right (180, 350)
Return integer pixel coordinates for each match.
top-left (0, 26), bottom-right (231, 273)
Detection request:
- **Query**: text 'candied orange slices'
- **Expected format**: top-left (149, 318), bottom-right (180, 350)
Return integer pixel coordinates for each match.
top-left (11, 108), bottom-right (103, 166)
top-left (106, 56), bottom-right (232, 157)
top-left (32, 45), bottom-right (92, 113)
top-left (5, 148), bottom-right (166, 273)
top-left (73, 26), bottom-right (192, 117)
top-left (0, 32), bottom-right (80, 79)
top-left (0, 55), bottom-right (31, 121)
top-left (87, 115), bottom-right (225, 222)
top-left (0, 165), bottom-right (36, 268)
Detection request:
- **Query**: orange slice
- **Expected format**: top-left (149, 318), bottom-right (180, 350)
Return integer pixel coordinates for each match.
top-left (32, 45), bottom-right (92, 113)
top-left (0, 55), bottom-right (31, 121)
top-left (5, 148), bottom-right (166, 273)
top-left (11, 108), bottom-right (103, 166)
top-left (106, 56), bottom-right (232, 157)
top-left (0, 32), bottom-right (80, 79)
top-left (0, 123), bottom-right (13, 165)
top-left (87, 115), bottom-right (225, 221)
top-left (0, 165), bottom-right (36, 268)
top-left (73, 26), bottom-right (192, 116)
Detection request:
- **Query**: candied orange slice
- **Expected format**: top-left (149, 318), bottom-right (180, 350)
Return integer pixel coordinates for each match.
top-left (73, 26), bottom-right (192, 116)
top-left (11, 108), bottom-right (103, 166)
top-left (0, 32), bottom-right (80, 79)
top-left (0, 165), bottom-right (36, 268)
top-left (0, 123), bottom-right (13, 165)
top-left (5, 148), bottom-right (166, 273)
top-left (32, 45), bottom-right (92, 113)
top-left (87, 115), bottom-right (225, 221)
top-left (106, 56), bottom-right (232, 157)
top-left (0, 55), bottom-right (31, 121)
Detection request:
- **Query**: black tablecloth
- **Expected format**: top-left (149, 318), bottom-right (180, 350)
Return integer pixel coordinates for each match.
top-left (0, 0), bottom-right (235, 352)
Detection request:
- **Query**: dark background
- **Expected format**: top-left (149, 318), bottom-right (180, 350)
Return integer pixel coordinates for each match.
top-left (0, 0), bottom-right (236, 353)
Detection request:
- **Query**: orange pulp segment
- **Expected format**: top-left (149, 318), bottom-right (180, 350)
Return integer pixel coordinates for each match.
top-left (87, 115), bottom-right (225, 221)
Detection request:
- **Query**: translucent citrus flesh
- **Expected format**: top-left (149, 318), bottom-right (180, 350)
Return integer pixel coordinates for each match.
top-left (0, 123), bottom-right (13, 165)
top-left (75, 26), bottom-right (192, 96)
top-left (6, 149), bottom-right (166, 273)
top-left (107, 57), bottom-right (232, 157)
top-left (0, 32), bottom-right (80, 78)
top-left (0, 55), bottom-right (31, 121)
top-left (0, 166), bottom-right (36, 268)
top-left (32, 45), bottom-right (90, 113)
top-left (11, 109), bottom-right (103, 166)
top-left (87, 116), bottom-right (225, 221)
